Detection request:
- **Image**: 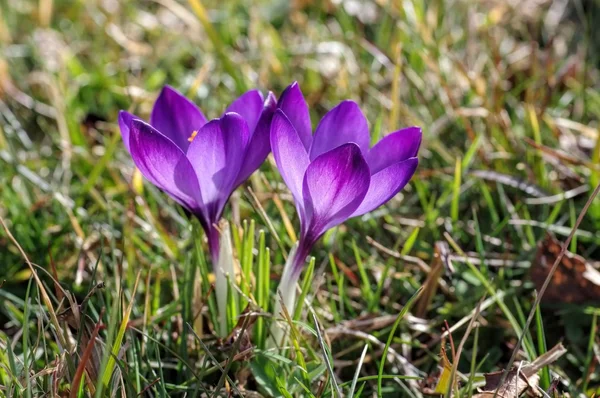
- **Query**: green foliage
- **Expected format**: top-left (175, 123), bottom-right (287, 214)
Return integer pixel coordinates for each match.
top-left (1, 0), bottom-right (600, 396)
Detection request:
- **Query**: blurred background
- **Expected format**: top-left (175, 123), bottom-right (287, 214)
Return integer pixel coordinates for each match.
top-left (1, 0), bottom-right (600, 396)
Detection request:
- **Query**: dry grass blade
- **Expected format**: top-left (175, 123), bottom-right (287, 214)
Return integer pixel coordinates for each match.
top-left (367, 236), bottom-right (451, 294)
top-left (312, 312), bottom-right (342, 398)
top-left (348, 344), bottom-right (369, 398)
top-left (427, 291), bottom-right (505, 349)
top-left (471, 170), bottom-right (548, 198)
top-left (416, 242), bottom-right (449, 317)
top-left (326, 327), bottom-right (419, 378)
top-left (70, 308), bottom-right (105, 398)
top-left (48, 248), bottom-right (64, 302)
top-left (524, 185), bottom-right (590, 206)
top-left (213, 315), bottom-right (253, 397)
top-left (0, 215), bottom-right (69, 350)
top-left (2, 0), bottom-right (599, 395)
top-left (446, 295), bottom-right (485, 397)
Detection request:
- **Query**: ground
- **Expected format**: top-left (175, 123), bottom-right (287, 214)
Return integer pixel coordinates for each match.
top-left (0, 0), bottom-right (599, 396)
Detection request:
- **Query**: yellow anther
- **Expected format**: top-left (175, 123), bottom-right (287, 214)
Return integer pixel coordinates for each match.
top-left (188, 130), bottom-right (198, 142)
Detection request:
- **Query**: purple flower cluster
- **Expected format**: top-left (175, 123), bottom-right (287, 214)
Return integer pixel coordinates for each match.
top-left (119, 82), bottom-right (421, 315)
top-left (119, 86), bottom-right (276, 260)
top-left (270, 83), bottom-right (421, 286)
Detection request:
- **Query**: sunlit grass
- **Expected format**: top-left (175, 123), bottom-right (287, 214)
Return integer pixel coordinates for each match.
top-left (1, 0), bottom-right (599, 396)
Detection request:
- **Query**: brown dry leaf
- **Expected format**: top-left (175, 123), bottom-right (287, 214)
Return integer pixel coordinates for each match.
top-left (474, 368), bottom-right (540, 397)
top-left (473, 343), bottom-right (566, 398)
top-left (217, 305), bottom-right (260, 360)
top-left (531, 233), bottom-right (600, 304)
top-left (415, 242), bottom-right (451, 318)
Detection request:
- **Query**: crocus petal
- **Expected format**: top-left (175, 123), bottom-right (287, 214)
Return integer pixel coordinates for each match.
top-left (270, 109), bottom-right (310, 207)
top-left (351, 157), bottom-right (418, 217)
top-left (118, 110), bottom-right (141, 154)
top-left (366, 127), bottom-right (422, 174)
top-left (150, 85), bottom-right (208, 152)
top-left (235, 91), bottom-right (277, 187)
top-left (302, 143), bottom-right (370, 238)
top-left (309, 100), bottom-right (370, 160)
top-left (277, 82), bottom-right (312, 151)
top-left (129, 119), bottom-right (203, 213)
top-left (186, 112), bottom-right (249, 221)
top-left (225, 89), bottom-right (264, 134)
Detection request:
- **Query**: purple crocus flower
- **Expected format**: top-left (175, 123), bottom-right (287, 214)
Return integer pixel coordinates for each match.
top-left (271, 82), bottom-right (421, 314)
top-left (118, 86), bottom-right (276, 261)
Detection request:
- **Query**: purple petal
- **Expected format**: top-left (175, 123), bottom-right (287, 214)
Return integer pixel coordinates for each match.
top-left (351, 158), bottom-right (418, 217)
top-left (309, 100), bottom-right (370, 161)
top-left (270, 109), bottom-right (310, 207)
top-left (277, 82), bottom-right (312, 150)
top-left (234, 91), bottom-right (277, 187)
top-left (186, 112), bottom-right (249, 221)
top-left (129, 119), bottom-right (203, 213)
top-left (302, 143), bottom-right (370, 238)
top-left (225, 89), bottom-right (265, 134)
top-left (150, 85), bottom-right (208, 152)
top-left (366, 127), bottom-right (422, 174)
top-left (118, 110), bottom-right (140, 154)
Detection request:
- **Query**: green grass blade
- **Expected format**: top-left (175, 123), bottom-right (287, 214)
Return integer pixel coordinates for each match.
top-left (294, 257), bottom-right (315, 321)
top-left (255, 230), bottom-right (269, 349)
top-left (451, 157), bottom-right (462, 222)
top-left (582, 311), bottom-right (598, 392)
top-left (534, 302), bottom-right (550, 390)
top-left (101, 271), bottom-right (141, 389)
top-left (377, 287), bottom-right (423, 398)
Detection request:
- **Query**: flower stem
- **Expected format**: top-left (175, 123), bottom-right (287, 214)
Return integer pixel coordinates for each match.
top-left (208, 221), bottom-right (235, 336)
top-left (271, 238), bottom-right (313, 346)
top-left (207, 224), bottom-right (221, 263)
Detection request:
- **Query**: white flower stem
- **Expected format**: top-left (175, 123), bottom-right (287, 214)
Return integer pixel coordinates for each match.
top-left (211, 220), bottom-right (236, 337)
top-left (270, 242), bottom-right (304, 347)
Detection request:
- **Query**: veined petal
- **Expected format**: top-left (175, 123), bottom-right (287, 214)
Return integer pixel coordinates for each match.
top-left (302, 143), bottom-right (370, 238)
top-left (351, 157), bottom-right (418, 217)
top-left (277, 82), bottom-right (312, 151)
top-left (270, 109), bottom-right (310, 206)
top-left (366, 127), bottom-right (422, 174)
top-left (150, 85), bottom-right (208, 152)
top-left (186, 112), bottom-right (249, 221)
top-left (118, 110), bottom-right (141, 154)
top-left (129, 119), bottom-right (203, 213)
top-left (309, 100), bottom-right (370, 160)
top-left (225, 89), bottom-right (265, 134)
top-left (235, 91), bottom-right (277, 187)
